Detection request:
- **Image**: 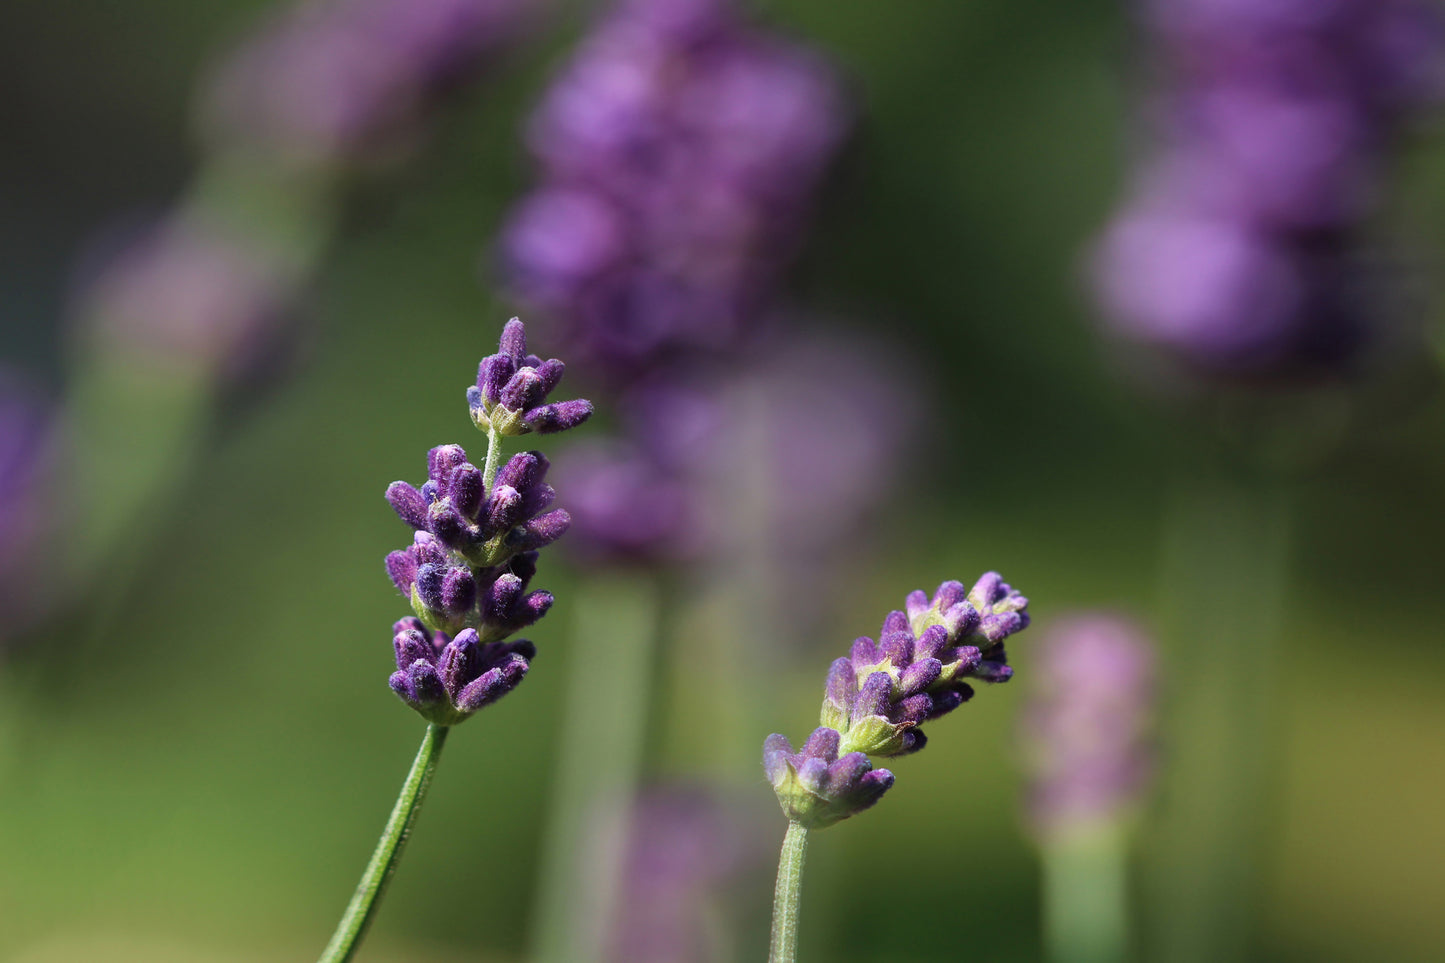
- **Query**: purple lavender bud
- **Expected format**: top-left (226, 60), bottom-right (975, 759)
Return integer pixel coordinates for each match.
top-left (763, 727), bottom-right (895, 829)
top-left (1022, 614), bottom-right (1158, 842)
top-left (387, 619), bottom-right (535, 725)
top-left (471, 318), bottom-right (593, 436)
top-left (385, 481), bottom-right (429, 530)
top-left (449, 465), bottom-right (485, 519)
top-left (512, 508), bottom-right (572, 552)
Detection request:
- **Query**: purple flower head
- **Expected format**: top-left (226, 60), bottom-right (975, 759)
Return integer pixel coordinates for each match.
top-left (386, 445), bottom-right (571, 568)
top-left (0, 375), bottom-right (59, 644)
top-left (763, 728), bottom-right (894, 830)
top-left (1090, 0), bottom-right (1445, 375)
top-left (388, 616), bottom-right (535, 725)
top-left (497, 0), bottom-right (850, 376)
top-left (73, 215), bottom-right (291, 380)
top-left (200, 0), bottom-right (534, 168)
top-left (1022, 614), bottom-right (1157, 841)
top-left (382, 317), bottom-right (587, 721)
top-left (765, 573), bottom-right (1031, 826)
top-left (467, 318), bottom-right (594, 436)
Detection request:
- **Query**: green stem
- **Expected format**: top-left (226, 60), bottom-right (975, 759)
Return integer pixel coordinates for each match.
top-left (1042, 828), bottom-right (1128, 963)
top-left (482, 425), bottom-right (503, 492)
top-left (317, 724), bottom-right (450, 963)
top-left (769, 820), bottom-right (810, 963)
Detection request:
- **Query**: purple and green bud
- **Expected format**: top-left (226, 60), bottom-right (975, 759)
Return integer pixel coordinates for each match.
top-left (385, 533), bottom-right (552, 640)
top-left (386, 446), bottom-right (570, 569)
top-left (388, 616), bottom-right (535, 726)
top-left (467, 318), bottom-right (593, 437)
top-left (763, 728), bottom-right (894, 830)
top-left (766, 573), bottom-right (1030, 826)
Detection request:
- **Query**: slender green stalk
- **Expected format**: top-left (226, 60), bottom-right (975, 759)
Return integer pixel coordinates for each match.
top-left (317, 724), bottom-right (450, 963)
top-left (529, 574), bottom-right (662, 963)
top-left (482, 424), bottom-right (503, 491)
top-left (769, 820), bottom-right (811, 963)
top-left (1042, 828), bottom-right (1128, 963)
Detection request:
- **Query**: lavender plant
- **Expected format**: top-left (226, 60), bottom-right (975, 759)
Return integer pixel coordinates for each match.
top-left (762, 574), bottom-right (1031, 963)
top-left (1022, 615), bottom-right (1157, 963)
top-left (316, 318), bottom-right (589, 963)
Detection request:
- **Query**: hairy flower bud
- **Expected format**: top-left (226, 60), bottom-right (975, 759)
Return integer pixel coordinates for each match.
top-left (763, 728), bottom-right (894, 829)
top-left (388, 618), bottom-right (536, 725)
top-left (468, 318), bottom-right (593, 436)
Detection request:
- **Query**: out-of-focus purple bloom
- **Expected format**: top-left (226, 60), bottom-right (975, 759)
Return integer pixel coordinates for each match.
top-left (1022, 613), bottom-right (1157, 841)
top-left (1090, 0), bottom-right (1444, 375)
top-left (388, 616), bottom-right (534, 725)
top-left (556, 329), bottom-right (919, 566)
top-left (766, 574), bottom-right (1031, 827)
top-left (201, 0), bottom-right (534, 167)
top-left (0, 376), bottom-right (58, 644)
top-left (498, 0), bottom-right (850, 375)
top-left (468, 317), bottom-right (594, 436)
top-left (605, 785), bottom-right (761, 963)
top-left (73, 215), bottom-right (291, 380)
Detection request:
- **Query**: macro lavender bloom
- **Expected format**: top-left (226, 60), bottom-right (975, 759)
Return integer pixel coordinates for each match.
top-left (382, 318), bottom-right (589, 722)
top-left (468, 317), bottom-right (594, 436)
top-left (1091, 0), bottom-right (1445, 374)
top-left (201, 0), bottom-right (533, 168)
top-left (498, 0), bottom-right (849, 374)
top-left (386, 445), bottom-right (571, 568)
top-left (388, 616), bottom-right (534, 725)
top-left (763, 728), bottom-right (894, 830)
top-left (766, 574), bottom-right (1030, 828)
top-left (1022, 614), bottom-right (1157, 841)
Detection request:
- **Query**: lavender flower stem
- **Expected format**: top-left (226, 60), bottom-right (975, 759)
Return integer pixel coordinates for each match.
top-left (768, 820), bottom-right (810, 963)
top-left (482, 424), bottom-right (503, 492)
top-left (1042, 829), bottom-right (1128, 963)
top-left (317, 723), bottom-right (450, 963)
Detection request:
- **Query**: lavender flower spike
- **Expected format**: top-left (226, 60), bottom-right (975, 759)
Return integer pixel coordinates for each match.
top-left (765, 572), bottom-right (1031, 827)
top-left (468, 317), bottom-right (593, 436)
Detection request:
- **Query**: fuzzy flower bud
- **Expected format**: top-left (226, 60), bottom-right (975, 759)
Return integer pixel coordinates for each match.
top-left (765, 573), bottom-right (1032, 827)
top-left (387, 446), bottom-right (570, 569)
top-left (468, 318), bottom-right (593, 436)
top-left (763, 728), bottom-right (894, 829)
top-left (388, 617), bottom-right (535, 725)
top-left (385, 533), bottom-right (552, 640)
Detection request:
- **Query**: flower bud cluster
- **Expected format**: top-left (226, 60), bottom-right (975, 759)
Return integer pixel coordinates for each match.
top-left (765, 573), bottom-right (1030, 828)
top-left (467, 318), bottom-right (594, 436)
top-left (383, 318), bottom-right (589, 724)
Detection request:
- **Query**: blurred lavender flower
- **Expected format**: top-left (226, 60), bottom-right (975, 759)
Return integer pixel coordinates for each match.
top-left (1091, 0), bottom-right (1445, 374)
top-left (556, 329), bottom-right (918, 569)
top-left (201, 0), bottom-right (534, 168)
top-left (73, 214), bottom-right (292, 380)
top-left (383, 318), bottom-right (588, 723)
top-left (0, 376), bottom-right (58, 645)
top-left (604, 786), bottom-right (759, 963)
top-left (498, 0), bottom-right (850, 375)
top-left (766, 574), bottom-right (1031, 828)
top-left (1022, 613), bottom-right (1157, 842)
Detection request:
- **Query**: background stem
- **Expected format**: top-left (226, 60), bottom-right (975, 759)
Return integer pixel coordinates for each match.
top-left (1042, 827), bottom-right (1128, 963)
top-left (529, 572), bottom-right (662, 963)
top-left (316, 723), bottom-right (449, 963)
top-left (769, 820), bottom-right (810, 963)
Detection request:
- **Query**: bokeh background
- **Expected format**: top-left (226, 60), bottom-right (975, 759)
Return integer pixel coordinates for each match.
top-left (3, 1), bottom-right (1445, 962)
